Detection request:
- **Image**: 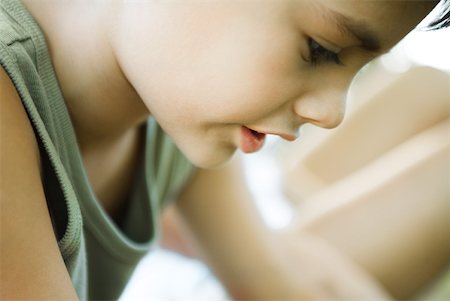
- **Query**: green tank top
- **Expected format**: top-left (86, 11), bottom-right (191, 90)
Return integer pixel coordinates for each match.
top-left (0, 1), bottom-right (194, 299)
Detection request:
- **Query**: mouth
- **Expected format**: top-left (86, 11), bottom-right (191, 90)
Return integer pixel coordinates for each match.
top-left (240, 126), bottom-right (266, 153)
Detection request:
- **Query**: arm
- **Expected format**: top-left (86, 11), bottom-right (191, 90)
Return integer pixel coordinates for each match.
top-left (284, 67), bottom-right (450, 202)
top-left (0, 67), bottom-right (78, 300)
top-left (174, 156), bottom-right (391, 300)
top-left (290, 118), bottom-right (450, 299)
top-left (175, 157), bottom-right (293, 298)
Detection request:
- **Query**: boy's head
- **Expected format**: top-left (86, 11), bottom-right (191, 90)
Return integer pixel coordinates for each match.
top-left (426, 0), bottom-right (450, 29)
top-left (112, 0), bottom-right (447, 168)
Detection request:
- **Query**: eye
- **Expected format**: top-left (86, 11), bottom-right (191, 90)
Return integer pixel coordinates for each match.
top-left (307, 38), bottom-right (342, 66)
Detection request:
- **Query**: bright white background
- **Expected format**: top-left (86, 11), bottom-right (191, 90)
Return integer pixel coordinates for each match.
top-left (119, 21), bottom-right (450, 301)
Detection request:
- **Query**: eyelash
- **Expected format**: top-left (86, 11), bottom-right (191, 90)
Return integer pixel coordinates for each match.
top-left (307, 38), bottom-right (342, 66)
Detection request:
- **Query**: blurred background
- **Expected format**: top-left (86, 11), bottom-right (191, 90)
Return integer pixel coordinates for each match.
top-left (119, 20), bottom-right (450, 301)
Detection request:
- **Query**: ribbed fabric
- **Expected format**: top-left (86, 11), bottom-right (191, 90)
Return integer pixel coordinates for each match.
top-left (0, 0), bottom-right (195, 299)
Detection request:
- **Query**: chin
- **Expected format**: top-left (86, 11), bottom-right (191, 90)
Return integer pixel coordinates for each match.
top-left (186, 146), bottom-right (237, 169)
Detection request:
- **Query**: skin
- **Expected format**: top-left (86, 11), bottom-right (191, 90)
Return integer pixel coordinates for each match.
top-left (21, 0), bottom-right (436, 168)
top-left (285, 66), bottom-right (450, 200)
top-left (290, 118), bottom-right (450, 299)
top-left (1, 0), bottom-right (440, 299)
top-left (112, 0), bottom-right (436, 168)
top-left (281, 66), bottom-right (450, 299)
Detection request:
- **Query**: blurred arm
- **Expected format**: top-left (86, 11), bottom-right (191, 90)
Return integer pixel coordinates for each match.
top-left (285, 67), bottom-right (450, 201)
top-left (0, 67), bottom-right (78, 300)
top-left (173, 156), bottom-right (392, 300)
top-left (291, 118), bottom-right (450, 299)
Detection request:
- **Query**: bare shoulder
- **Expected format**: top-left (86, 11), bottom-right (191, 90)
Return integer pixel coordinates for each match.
top-left (0, 67), bottom-right (78, 300)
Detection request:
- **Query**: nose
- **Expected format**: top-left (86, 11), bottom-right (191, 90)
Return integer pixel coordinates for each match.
top-left (293, 89), bottom-right (346, 129)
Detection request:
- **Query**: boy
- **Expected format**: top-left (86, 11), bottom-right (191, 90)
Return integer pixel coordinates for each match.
top-left (1, 0), bottom-right (448, 299)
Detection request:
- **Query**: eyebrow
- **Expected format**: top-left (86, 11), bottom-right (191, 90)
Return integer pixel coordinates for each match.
top-left (323, 8), bottom-right (382, 52)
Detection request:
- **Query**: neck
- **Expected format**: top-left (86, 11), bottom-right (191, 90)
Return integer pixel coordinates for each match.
top-left (21, 0), bottom-right (149, 150)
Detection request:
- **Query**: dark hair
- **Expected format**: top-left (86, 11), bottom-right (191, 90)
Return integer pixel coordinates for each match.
top-left (426, 0), bottom-right (450, 29)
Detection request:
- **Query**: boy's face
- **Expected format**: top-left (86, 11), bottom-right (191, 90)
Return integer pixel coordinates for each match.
top-left (115, 0), bottom-right (436, 168)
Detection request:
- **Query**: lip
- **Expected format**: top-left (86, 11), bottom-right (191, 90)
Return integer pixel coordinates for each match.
top-left (250, 128), bottom-right (298, 142)
top-left (240, 126), bottom-right (266, 153)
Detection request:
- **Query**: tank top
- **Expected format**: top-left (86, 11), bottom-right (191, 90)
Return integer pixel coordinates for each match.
top-left (0, 0), bottom-right (194, 299)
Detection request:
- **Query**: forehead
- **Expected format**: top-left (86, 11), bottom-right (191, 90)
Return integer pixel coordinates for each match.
top-left (200, 0), bottom-right (438, 52)
top-left (309, 0), bottom-right (438, 48)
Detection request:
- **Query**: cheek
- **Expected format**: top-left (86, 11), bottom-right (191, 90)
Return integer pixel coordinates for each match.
top-left (120, 4), bottom-right (301, 127)
top-left (147, 29), bottom-right (300, 125)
